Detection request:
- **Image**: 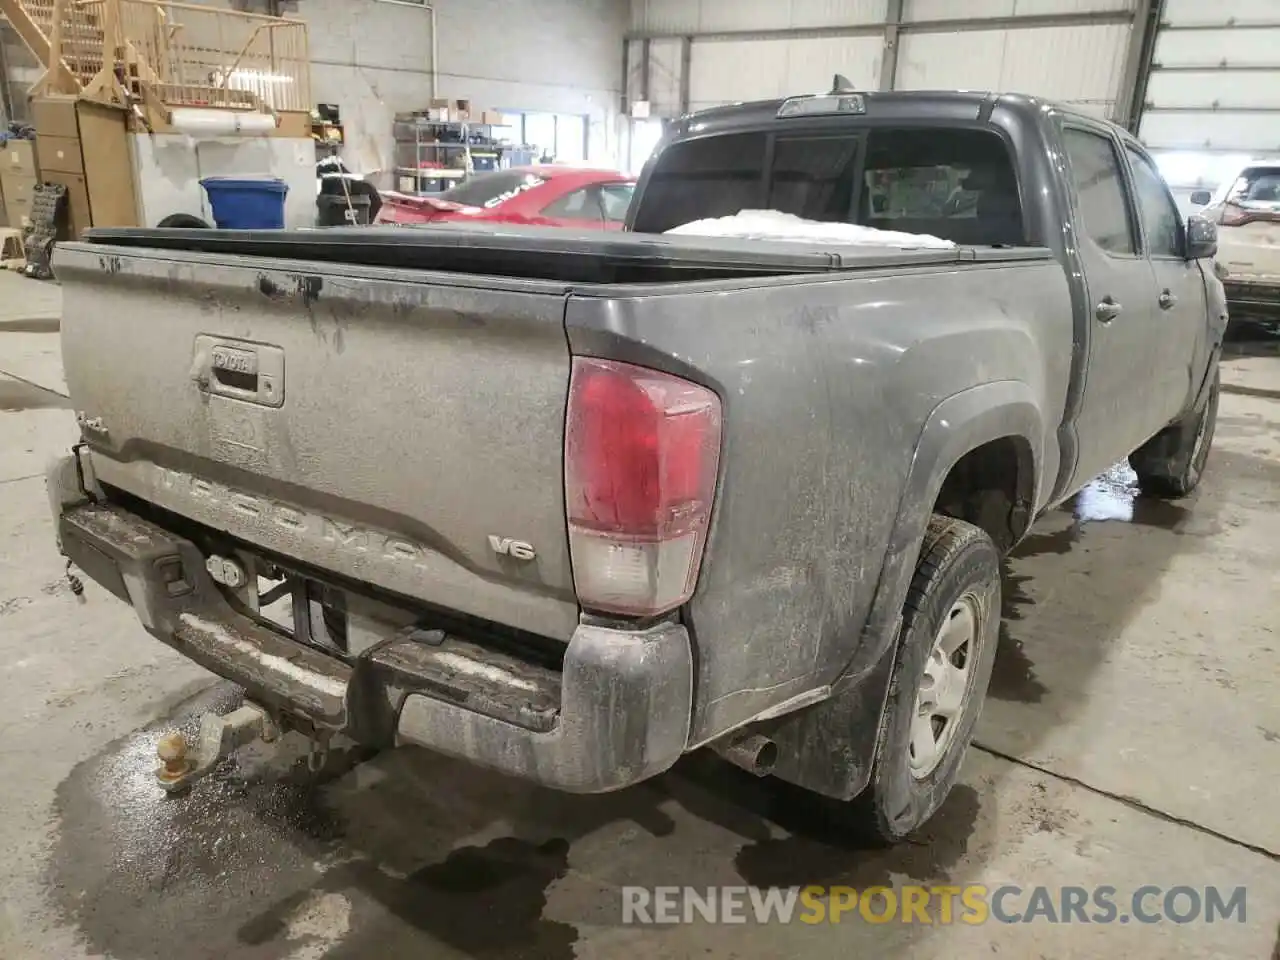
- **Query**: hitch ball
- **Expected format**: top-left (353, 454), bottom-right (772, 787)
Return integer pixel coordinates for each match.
top-left (156, 732), bottom-right (192, 784)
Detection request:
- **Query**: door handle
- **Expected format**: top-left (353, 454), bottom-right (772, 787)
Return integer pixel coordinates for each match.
top-left (1158, 290), bottom-right (1178, 311)
top-left (1095, 297), bottom-right (1122, 323)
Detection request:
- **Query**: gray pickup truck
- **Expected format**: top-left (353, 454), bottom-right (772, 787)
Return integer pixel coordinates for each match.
top-left (47, 89), bottom-right (1226, 840)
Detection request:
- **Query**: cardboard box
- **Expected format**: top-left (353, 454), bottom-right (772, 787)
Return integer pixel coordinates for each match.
top-left (427, 107), bottom-right (451, 122)
top-left (480, 110), bottom-right (502, 125)
top-left (453, 98), bottom-right (472, 121)
top-left (2, 140), bottom-right (38, 178)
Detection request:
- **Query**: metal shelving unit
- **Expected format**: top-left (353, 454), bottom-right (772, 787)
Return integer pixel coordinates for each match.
top-left (393, 115), bottom-right (502, 195)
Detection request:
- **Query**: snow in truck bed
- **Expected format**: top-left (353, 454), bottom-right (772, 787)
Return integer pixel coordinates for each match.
top-left (667, 210), bottom-right (957, 249)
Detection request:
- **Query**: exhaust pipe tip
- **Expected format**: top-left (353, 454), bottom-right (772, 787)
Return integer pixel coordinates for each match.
top-left (712, 732), bottom-right (778, 777)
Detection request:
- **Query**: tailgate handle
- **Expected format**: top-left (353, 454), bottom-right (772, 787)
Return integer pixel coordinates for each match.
top-left (212, 348), bottom-right (259, 392)
top-left (193, 336), bottom-right (285, 407)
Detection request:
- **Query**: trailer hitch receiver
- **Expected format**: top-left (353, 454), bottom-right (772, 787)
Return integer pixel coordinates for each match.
top-left (155, 702), bottom-right (278, 793)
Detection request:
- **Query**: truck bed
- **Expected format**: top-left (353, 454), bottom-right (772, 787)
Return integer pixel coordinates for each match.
top-left (81, 224), bottom-right (1049, 283)
top-left (56, 228), bottom-right (1056, 650)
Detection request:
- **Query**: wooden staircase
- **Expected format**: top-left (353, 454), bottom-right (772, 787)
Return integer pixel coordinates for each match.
top-left (0, 0), bottom-right (309, 125)
top-left (0, 0), bottom-right (82, 95)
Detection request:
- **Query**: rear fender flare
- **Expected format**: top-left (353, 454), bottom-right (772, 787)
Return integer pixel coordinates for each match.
top-left (863, 380), bottom-right (1043, 668)
top-left (765, 380), bottom-right (1043, 800)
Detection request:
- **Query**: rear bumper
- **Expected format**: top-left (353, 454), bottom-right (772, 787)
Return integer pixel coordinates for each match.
top-left (49, 460), bottom-right (693, 792)
top-left (1223, 278), bottom-right (1280, 322)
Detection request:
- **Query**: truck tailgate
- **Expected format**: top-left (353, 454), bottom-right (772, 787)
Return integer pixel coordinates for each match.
top-left (54, 244), bottom-right (580, 641)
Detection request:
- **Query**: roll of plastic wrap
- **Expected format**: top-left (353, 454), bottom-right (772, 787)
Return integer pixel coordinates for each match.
top-left (170, 108), bottom-right (275, 137)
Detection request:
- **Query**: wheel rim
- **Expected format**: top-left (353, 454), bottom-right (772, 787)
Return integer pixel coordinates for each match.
top-left (909, 594), bottom-right (981, 779)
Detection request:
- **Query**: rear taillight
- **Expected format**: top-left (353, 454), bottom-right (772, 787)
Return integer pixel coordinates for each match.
top-left (565, 357), bottom-right (722, 617)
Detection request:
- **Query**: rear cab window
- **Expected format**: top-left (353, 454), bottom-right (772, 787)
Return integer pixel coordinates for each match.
top-left (631, 126), bottom-right (1026, 246)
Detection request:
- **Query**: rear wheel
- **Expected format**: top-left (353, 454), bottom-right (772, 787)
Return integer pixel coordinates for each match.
top-left (850, 515), bottom-right (1000, 842)
top-left (1130, 366), bottom-right (1220, 498)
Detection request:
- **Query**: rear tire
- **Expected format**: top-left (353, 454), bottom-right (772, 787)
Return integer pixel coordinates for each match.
top-left (1130, 366), bottom-right (1219, 499)
top-left (850, 515), bottom-right (1000, 842)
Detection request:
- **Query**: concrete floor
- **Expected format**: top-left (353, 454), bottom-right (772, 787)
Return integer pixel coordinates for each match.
top-left (0, 269), bottom-right (1277, 959)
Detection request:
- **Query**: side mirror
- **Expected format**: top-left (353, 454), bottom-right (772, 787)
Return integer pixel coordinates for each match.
top-left (1189, 190), bottom-right (1212, 206)
top-left (1186, 216), bottom-right (1218, 260)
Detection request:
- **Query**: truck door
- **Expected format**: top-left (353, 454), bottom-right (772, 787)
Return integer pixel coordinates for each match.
top-left (1123, 144), bottom-right (1207, 423)
top-left (1060, 125), bottom-right (1167, 490)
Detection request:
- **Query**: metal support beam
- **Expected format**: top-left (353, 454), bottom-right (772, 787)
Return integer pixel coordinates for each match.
top-left (620, 37), bottom-right (630, 114)
top-left (879, 0), bottom-right (903, 92)
top-left (627, 10), bottom-right (1134, 42)
top-left (0, 26), bottom-right (14, 122)
top-left (640, 37), bottom-right (651, 104)
top-left (1120, 0), bottom-right (1165, 133)
top-left (679, 36), bottom-right (692, 114)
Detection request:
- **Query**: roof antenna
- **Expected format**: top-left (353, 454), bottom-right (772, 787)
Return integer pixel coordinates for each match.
top-left (830, 74), bottom-right (856, 94)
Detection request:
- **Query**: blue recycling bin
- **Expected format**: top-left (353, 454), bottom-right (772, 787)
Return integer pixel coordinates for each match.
top-left (200, 177), bottom-right (289, 229)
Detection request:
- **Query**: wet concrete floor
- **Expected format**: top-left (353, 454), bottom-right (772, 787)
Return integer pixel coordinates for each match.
top-left (0, 272), bottom-right (1277, 958)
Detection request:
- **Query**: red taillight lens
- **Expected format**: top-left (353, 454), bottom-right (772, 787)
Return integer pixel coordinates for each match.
top-left (565, 357), bottom-right (722, 616)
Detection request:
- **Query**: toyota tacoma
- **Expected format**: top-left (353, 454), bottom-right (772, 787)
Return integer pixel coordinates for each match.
top-left (46, 89), bottom-right (1226, 840)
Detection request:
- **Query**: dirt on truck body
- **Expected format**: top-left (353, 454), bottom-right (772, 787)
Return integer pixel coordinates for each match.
top-left (47, 87), bottom-right (1226, 840)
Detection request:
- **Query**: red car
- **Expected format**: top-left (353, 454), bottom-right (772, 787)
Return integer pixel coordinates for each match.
top-left (377, 167), bottom-right (636, 230)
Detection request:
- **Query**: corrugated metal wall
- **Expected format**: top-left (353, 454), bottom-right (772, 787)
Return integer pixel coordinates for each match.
top-left (629, 0), bottom-right (1139, 121)
top-left (1139, 0), bottom-right (1280, 203)
top-left (897, 22), bottom-right (1130, 118)
top-left (632, 0), bottom-right (887, 34)
top-left (688, 36), bottom-right (884, 110)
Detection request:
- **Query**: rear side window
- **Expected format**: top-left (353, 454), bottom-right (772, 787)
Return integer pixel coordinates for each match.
top-left (632, 126), bottom-right (1023, 245)
top-left (543, 187), bottom-right (603, 221)
top-left (600, 183), bottom-right (635, 222)
top-left (1062, 129), bottom-right (1135, 256)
